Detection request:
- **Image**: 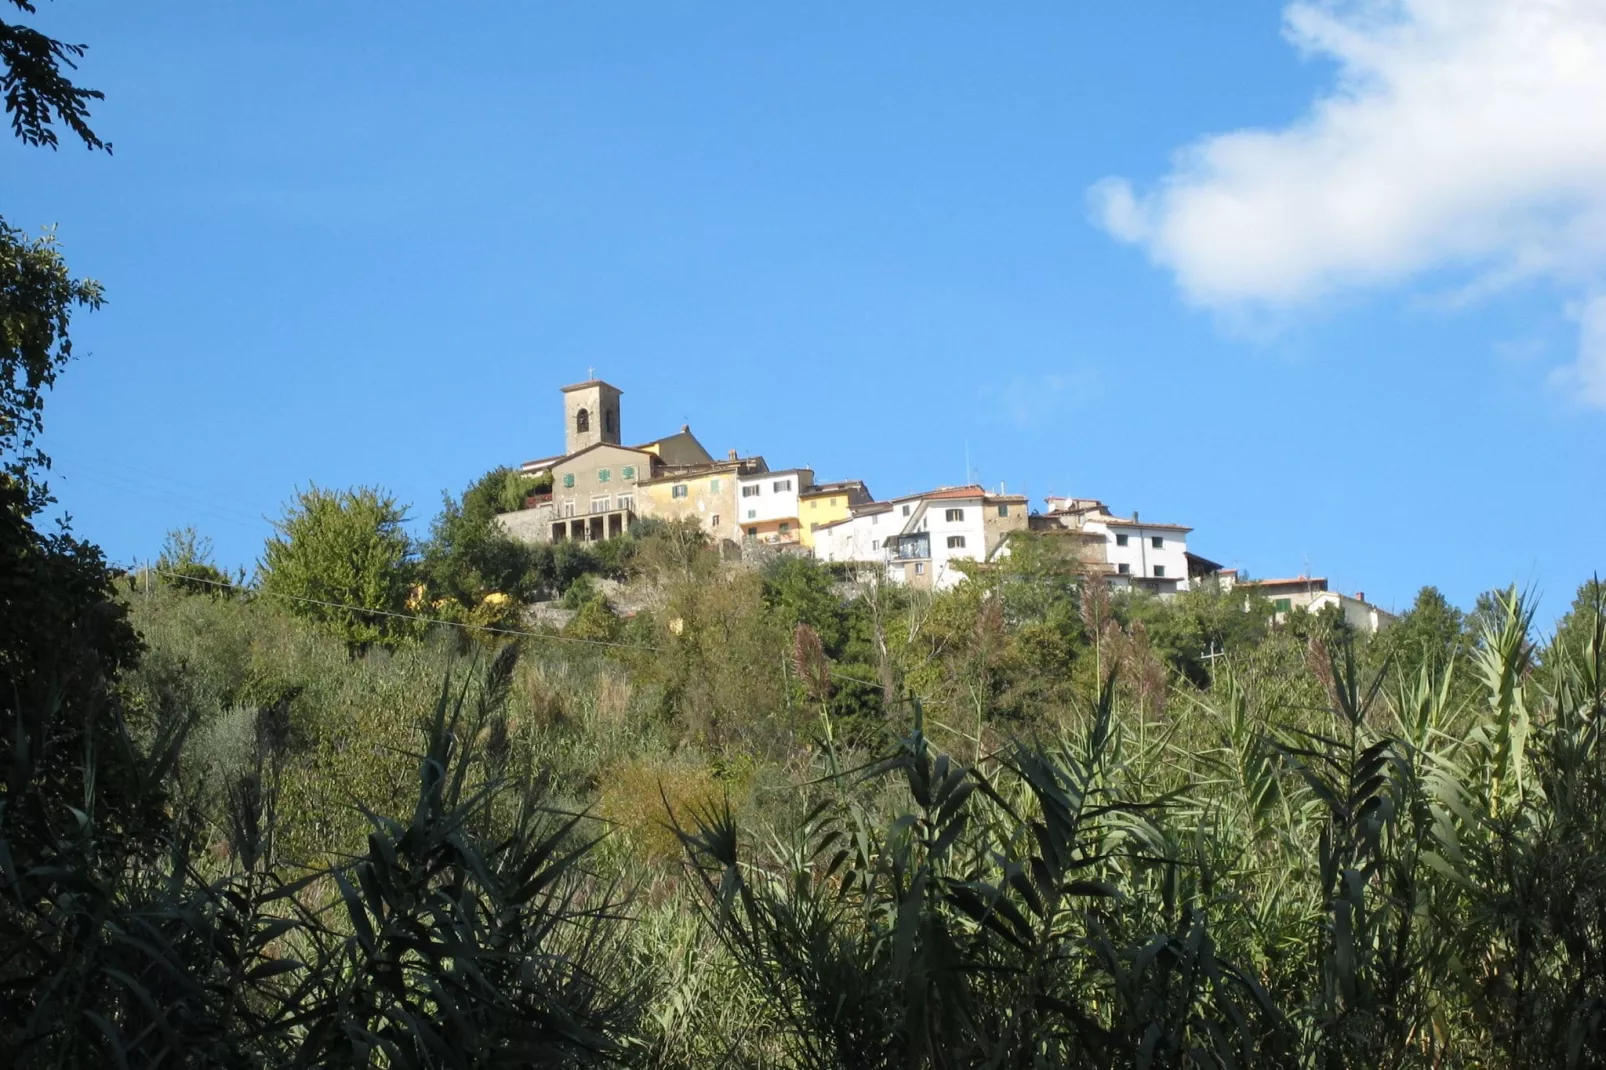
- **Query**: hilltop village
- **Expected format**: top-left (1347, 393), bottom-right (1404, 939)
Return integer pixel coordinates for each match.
top-left (496, 379), bottom-right (1394, 632)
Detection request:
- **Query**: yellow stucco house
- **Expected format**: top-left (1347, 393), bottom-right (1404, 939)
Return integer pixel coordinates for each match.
top-left (799, 480), bottom-right (873, 549)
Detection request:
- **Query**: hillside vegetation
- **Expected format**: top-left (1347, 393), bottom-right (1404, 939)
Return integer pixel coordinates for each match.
top-left (5, 472), bottom-right (1605, 1066)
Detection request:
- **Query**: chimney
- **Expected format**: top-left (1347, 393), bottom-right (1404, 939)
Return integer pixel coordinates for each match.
top-left (728, 448), bottom-right (738, 461)
top-left (682, 424), bottom-right (690, 433)
top-left (1355, 591), bottom-right (1365, 603)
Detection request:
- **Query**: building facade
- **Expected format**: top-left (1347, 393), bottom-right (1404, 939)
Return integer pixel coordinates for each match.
top-left (735, 468), bottom-right (814, 547)
top-left (496, 379), bottom-right (715, 543)
top-left (636, 453), bottom-right (766, 546)
top-left (1039, 497), bottom-right (1192, 594)
top-left (799, 480), bottom-right (872, 549)
top-left (817, 485), bottom-right (1027, 590)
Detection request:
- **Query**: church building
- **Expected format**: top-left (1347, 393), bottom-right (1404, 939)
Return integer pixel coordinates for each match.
top-left (497, 379), bottom-right (716, 543)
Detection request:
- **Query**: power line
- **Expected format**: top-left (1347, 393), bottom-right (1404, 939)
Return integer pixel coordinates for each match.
top-left (144, 567), bottom-right (663, 654)
top-left (50, 450), bottom-right (253, 502)
top-left (50, 464), bottom-right (268, 530)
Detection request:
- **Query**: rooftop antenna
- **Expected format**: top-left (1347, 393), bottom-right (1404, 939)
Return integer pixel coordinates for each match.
top-left (964, 439), bottom-right (971, 486)
top-left (587, 365), bottom-right (595, 379)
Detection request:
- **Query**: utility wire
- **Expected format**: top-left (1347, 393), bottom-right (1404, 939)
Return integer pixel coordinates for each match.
top-left (50, 461), bottom-right (269, 529)
top-left (145, 567), bottom-right (663, 654)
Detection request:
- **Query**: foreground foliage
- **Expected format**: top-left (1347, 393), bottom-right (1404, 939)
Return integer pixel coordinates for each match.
top-left (5, 558), bottom-right (1606, 1067)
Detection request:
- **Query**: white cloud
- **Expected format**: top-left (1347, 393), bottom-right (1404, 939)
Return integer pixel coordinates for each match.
top-left (1091, 0), bottom-right (1606, 403)
top-left (1556, 293), bottom-right (1606, 404)
top-left (979, 368), bottom-right (1102, 427)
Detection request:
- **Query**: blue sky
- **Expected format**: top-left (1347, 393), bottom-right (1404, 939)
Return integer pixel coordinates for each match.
top-left (8, 2), bottom-right (1603, 625)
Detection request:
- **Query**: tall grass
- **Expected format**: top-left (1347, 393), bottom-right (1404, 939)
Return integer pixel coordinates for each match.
top-left (673, 587), bottom-right (1606, 1068)
top-left (1, 643), bottom-right (647, 1066)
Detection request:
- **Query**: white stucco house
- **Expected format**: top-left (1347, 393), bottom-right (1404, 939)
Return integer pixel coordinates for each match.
top-left (735, 467), bottom-right (813, 546)
top-left (1041, 496), bottom-right (1193, 594)
top-left (815, 485), bottom-right (1028, 590)
top-left (813, 502), bottom-right (895, 564)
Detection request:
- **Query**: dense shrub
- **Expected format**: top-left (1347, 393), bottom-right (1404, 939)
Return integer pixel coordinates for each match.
top-left (258, 484), bottom-right (417, 652)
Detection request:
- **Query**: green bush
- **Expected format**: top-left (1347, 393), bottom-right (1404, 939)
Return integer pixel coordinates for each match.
top-left (258, 484), bottom-right (417, 652)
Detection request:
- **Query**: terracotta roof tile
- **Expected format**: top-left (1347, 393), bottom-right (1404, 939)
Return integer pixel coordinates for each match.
top-left (890, 484), bottom-right (988, 503)
top-left (1238, 577), bottom-right (1328, 588)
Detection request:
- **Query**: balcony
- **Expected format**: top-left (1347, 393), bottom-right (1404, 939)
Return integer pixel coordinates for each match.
top-left (886, 532), bottom-right (930, 562)
top-left (523, 492), bottom-right (554, 509)
top-left (550, 508), bottom-right (634, 543)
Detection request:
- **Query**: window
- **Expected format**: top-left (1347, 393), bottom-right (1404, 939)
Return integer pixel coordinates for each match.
top-left (829, 498), bottom-right (838, 506)
top-left (914, 562), bottom-right (925, 575)
top-left (672, 484), bottom-right (688, 499)
top-left (711, 514), bottom-right (720, 527)
top-left (944, 508), bottom-right (964, 522)
top-left (1115, 533), bottom-right (1128, 547)
top-left (590, 496), bottom-right (609, 513)
top-left (997, 505), bottom-right (1009, 518)
top-left (562, 500), bottom-right (575, 518)
top-left (742, 485), bottom-right (761, 498)
top-left (1153, 564), bottom-right (1166, 578)
top-left (622, 465), bottom-right (635, 479)
top-left (1118, 563), bottom-right (1131, 575)
top-left (902, 504), bottom-right (911, 516)
top-left (1151, 536), bottom-right (1164, 549)
top-left (709, 479), bottom-right (720, 493)
top-left (575, 408), bottom-right (589, 433)
top-left (747, 526), bottom-right (758, 537)
top-left (946, 535), bottom-right (966, 549)
top-left (617, 494), bottom-right (633, 512)
top-left (597, 468), bottom-right (611, 483)
top-left (810, 499), bottom-right (818, 509)
top-left (562, 473), bottom-right (575, 489)
top-left (1273, 598), bottom-right (1293, 613)
top-left (773, 479), bottom-right (792, 493)
top-left (746, 509), bottom-right (756, 519)
top-left (603, 409), bottom-right (614, 433)
top-left (872, 540), bottom-right (880, 551)
top-left (779, 522), bottom-right (790, 534)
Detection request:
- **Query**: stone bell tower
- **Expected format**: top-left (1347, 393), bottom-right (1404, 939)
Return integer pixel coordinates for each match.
top-left (561, 379), bottom-right (622, 455)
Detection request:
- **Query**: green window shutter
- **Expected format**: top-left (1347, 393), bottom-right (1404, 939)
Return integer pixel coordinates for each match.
top-left (710, 479), bottom-right (721, 493)
top-left (598, 469), bottom-right (611, 483)
top-left (622, 465), bottom-right (635, 479)
top-left (1274, 598), bottom-right (1292, 613)
top-left (562, 474), bottom-right (575, 489)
